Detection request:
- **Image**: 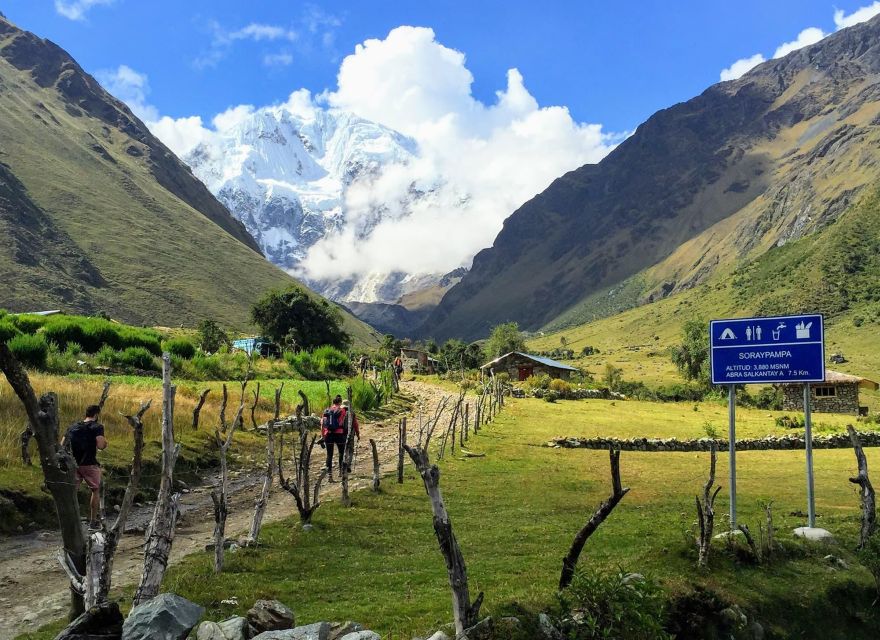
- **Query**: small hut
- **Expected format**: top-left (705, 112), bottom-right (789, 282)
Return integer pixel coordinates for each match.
top-left (481, 351), bottom-right (578, 381)
top-left (400, 348), bottom-right (437, 374)
top-left (782, 370), bottom-right (879, 415)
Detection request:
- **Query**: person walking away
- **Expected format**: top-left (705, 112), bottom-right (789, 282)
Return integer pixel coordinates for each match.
top-left (63, 405), bottom-right (107, 529)
top-left (321, 395), bottom-right (359, 480)
top-left (393, 355), bottom-right (404, 378)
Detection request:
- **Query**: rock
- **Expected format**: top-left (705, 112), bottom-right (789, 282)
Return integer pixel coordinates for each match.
top-left (458, 617), bottom-right (493, 639)
top-left (251, 622), bottom-right (330, 640)
top-left (247, 600), bottom-right (295, 635)
top-left (537, 613), bottom-right (563, 640)
top-left (219, 616), bottom-right (248, 640)
top-left (56, 601), bottom-right (124, 640)
top-left (338, 632), bottom-right (379, 640)
top-left (122, 593), bottom-right (204, 640)
top-left (749, 620), bottom-right (765, 640)
top-left (824, 554), bottom-right (848, 569)
top-left (328, 622), bottom-right (363, 640)
top-left (793, 527), bottom-right (834, 542)
top-left (713, 530), bottom-right (744, 541)
top-left (423, 632), bottom-right (450, 640)
top-left (196, 621), bottom-right (226, 640)
top-left (719, 605), bottom-right (747, 628)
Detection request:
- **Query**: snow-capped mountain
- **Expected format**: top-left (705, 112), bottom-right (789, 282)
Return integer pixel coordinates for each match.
top-left (184, 104), bottom-right (442, 302)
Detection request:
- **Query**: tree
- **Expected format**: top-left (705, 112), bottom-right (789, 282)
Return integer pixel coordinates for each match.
top-left (439, 339), bottom-right (485, 372)
top-left (671, 319), bottom-right (710, 386)
top-left (603, 363), bottom-right (623, 391)
top-left (198, 320), bottom-right (229, 353)
top-left (484, 322), bottom-right (525, 358)
top-left (251, 286), bottom-right (351, 351)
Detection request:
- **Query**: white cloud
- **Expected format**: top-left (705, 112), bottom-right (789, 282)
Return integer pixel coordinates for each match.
top-left (834, 1), bottom-right (880, 29)
top-left (299, 26), bottom-right (619, 280)
top-left (719, 53), bottom-right (766, 81)
top-left (54, 0), bottom-right (114, 21)
top-left (773, 27), bottom-right (826, 58)
top-left (229, 23), bottom-right (296, 42)
top-left (263, 52), bottom-right (294, 67)
top-left (95, 65), bottom-right (159, 121)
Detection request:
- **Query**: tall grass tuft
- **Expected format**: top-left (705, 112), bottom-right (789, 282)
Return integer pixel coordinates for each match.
top-left (7, 333), bottom-right (49, 369)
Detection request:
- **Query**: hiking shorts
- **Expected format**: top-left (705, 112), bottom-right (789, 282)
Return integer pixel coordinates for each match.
top-left (76, 465), bottom-right (101, 490)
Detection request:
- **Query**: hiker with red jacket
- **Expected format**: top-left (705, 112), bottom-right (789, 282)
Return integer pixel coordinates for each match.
top-left (321, 394), bottom-right (359, 479)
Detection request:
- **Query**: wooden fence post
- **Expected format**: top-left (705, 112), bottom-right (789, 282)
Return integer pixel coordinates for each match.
top-left (397, 417), bottom-right (406, 484)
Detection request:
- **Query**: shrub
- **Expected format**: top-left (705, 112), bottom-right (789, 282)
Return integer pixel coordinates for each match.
top-left (116, 346), bottom-right (158, 371)
top-left (187, 353), bottom-right (229, 380)
top-left (45, 341), bottom-right (79, 374)
top-left (311, 345), bottom-right (351, 377)
top-left (524, 374), bottom-right (552, 392)
top-left (655, 383), bottom-right (705, 403)
top-left (286, 351), bottom-right (318, 380)
top-left (549, 378), bottom-right (573, 398)
top-left (117, 326), bottom-right (162, 355)
top-left (775, 415), bottom-right (805, 429)
top-left (543, 390), bottom-right (560, 403)
top-left (10, 314), bottom-right (48, 334)
top-left (95, 345), bottom-right (117, 367)
top-left (164, 337), bottom-right (197, 359)
top-left (0, 321), bottom-right (22, 343)
top-left (556, 569), bottom-right (671, 640)
top-left (198, 319), bottom-right (230, 353)
top-left (754, 386), bottom-right (783, 410)
top-left (351, 378), bottom-right (384, 412)
top-left (40, 316), bottom-right (161, 355)
top-left (7, 333), bottom-right (49, 369)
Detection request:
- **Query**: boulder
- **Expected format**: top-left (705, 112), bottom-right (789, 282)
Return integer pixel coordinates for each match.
top-left (247, 600), bottom-right (295, 636)
top-left (793, 527), bottom-right (834, 543)
top-left (423, 633), bottom-right (450, 640)
top-left (328, 622), bottom-right (363, 640)
top-left (121, 593), bottom-right (204, 640)
top-left (251, 622), bottom-right (330, 640)
top-left (55, 601), bottom-right (124, 640)
top-left (195, 621), bottom-right (226, 640)
top-left (218, 616), bottom-right (248, 640)
top-left (338, 632), bottom-right (379, 640)
top-left (537, 613), bottom-right (563, 640)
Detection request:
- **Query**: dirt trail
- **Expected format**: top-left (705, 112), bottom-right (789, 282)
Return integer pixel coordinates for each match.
top-left (0, 380), bottom-right (449, 640)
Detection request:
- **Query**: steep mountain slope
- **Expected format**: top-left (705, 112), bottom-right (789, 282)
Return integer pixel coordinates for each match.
top-left (424, 15), bottom-right (880, 341)
top-left (528, 186), bottom-right (880, 395)
top-left (0, 16), bottom-right (377, 343)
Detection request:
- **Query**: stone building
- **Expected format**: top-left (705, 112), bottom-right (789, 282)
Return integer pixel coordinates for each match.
top-left (781, 370), bottom-right (879, 415)
top-left (481, 351), bottom-right (578, 381)
top-left (400, 348), bottom-right (438, 374)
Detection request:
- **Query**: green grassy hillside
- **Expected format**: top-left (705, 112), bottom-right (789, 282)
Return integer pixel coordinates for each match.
top-left (528, 188), bottom-right (880, 409)
top-left (0, 17), bottom-right (377, 346)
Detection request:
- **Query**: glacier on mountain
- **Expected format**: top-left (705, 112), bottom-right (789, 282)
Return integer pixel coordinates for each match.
top-left (184, 102), bottom-right (443, 303)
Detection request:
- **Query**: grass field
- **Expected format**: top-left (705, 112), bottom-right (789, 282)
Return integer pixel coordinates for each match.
top-left (53, 394), bottom-right (873, 640)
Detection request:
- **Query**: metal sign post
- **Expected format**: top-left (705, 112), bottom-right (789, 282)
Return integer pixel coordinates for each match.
top-left (803, 384), bottom-right (816, 527)
top-left (728, 384), bottom-right (737, 529)
top-left (710, 314), bottom-right (825, 531)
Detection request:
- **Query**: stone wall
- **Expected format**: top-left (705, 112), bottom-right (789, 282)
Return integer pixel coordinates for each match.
top-left (547, 430), bottom-right (880, 452)
top-left (782, 382), bottom-right (860, 415)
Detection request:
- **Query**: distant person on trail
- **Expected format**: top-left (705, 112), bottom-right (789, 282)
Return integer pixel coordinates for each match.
top-left (321, 395), bottom-right (359, 480)
top-left (62, 405), bottom-right (107, 529)
top-left (393, 356), bottom-right (404, 378)
top-left (358, 354), bottom-right (369, 378)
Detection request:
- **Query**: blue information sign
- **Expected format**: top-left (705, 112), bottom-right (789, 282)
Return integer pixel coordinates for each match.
top-left (710, 314), bottom-right (825, 385)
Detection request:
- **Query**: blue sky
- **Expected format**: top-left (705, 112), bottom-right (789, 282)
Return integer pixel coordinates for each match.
top-left (4, 0), bottom-right (880, 133)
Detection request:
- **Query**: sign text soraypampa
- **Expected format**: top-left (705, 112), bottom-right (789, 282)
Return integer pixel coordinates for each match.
top-left (709, 314), bottom-right (825, 385)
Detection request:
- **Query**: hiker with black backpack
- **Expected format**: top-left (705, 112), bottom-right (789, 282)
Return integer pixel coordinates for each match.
top-left (61, 404), bottom-right (108, 529)
top-left (321, 394), bottom-right (359, 480)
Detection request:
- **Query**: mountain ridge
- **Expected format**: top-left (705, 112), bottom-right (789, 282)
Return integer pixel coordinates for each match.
top-left (422, 14), bottom-right (880, 341)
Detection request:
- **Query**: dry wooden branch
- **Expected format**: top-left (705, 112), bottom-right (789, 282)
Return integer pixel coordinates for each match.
top-left (559, 448), bottom-right (630, 590)
top-left (848, 425), bottom-right (877, 549)
top-left (738, 524), bottom-right (759, 561)
top-left (370, 438), bottom-right (380, 492)
top-left (133, 354), bottom-right (180, 606)
top-left (278, 429), bottom-right (327, 525)
top-left (191, 389), bottom-right (210, 431)
top-left (297, 389), bottom-right (310, 417)
top-left (397, 418), bottom-right (407, 484)
top-left (404, 442), bottom-right (482, 635)
top-left (695, 442), bottom-right (722, 568)
top-left (211, 375), bottom-right (247, 572)
top-left (0, 343), bottom-right (86, 618)
top-left (341, 386), bottom-right (355, 507)
top-left (250, 381), bottom-right (261, 431)
top-left (20, 422), bottom-right (33, 465)
top-left (247, 385), bottom-right (283, 546)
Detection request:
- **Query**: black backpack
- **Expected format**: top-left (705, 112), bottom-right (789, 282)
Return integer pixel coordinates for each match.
top-left (323, 407), bottom-right (345, 432)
